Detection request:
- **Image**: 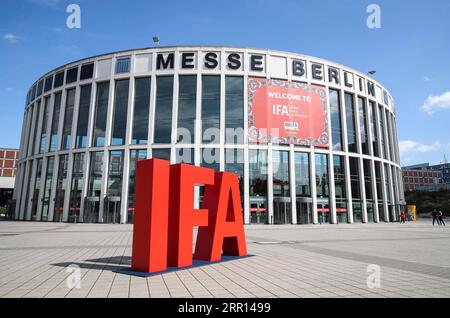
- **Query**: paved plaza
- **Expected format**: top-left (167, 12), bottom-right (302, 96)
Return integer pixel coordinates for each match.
top-left (0, 220), bottom-right (449, 298)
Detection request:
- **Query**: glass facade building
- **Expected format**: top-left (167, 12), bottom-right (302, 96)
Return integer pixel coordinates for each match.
top-left (14, 46), bottom-right (405, 224)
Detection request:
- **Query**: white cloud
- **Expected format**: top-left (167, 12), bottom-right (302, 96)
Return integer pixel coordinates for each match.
top-left (3, 33), bottom-right (19, 43)
top-left (423, 76), bottom-right (432, 82)
top-left (421, 91), bottom-right (450, 115)
top-left (399, 140), bottom-right (442, 156)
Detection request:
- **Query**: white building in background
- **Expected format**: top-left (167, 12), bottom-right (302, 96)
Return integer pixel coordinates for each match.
top-left (14, 46), bottom-right (405, 224)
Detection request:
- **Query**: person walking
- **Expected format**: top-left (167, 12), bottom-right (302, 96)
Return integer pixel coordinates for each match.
top-left (400, 211), bottom-right (406, 224)
top-left (438, 210), bottom-right (446, 226)
top-left (432, 209), bottom-right (440, 226)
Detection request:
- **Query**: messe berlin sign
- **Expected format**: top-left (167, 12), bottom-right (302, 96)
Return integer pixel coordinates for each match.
top-left (131, 159), bottom-right (247, 273)
top-left (248, 78), bottom-right (329, 147)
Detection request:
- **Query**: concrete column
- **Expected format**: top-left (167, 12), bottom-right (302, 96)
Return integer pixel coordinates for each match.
top-left (243, 74), bottom-right (250, 225)
top-left (310, 149), bottom-right (318, 224)
top-left (358, 156), bottom-right (368, 223)
top-left (267, 146), bottom-right (274, 225)
top-left (370, 159), bottom-right (380, 223)
top-left (25, 160), bottom-right (37, 220)
top-left (62, 153), bottom-right (74, 222)
top-left (289, 145), bottom-right (297, 225)
top-left (380, 162), bottom-right (390, 222)
top-left (47, 155), bottom-right (59, 222)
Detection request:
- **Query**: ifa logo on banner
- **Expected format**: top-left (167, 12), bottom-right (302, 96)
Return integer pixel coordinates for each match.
top-left (131, 159), bottom-right (248, 273)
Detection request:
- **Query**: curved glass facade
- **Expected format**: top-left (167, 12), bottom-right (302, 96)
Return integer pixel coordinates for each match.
top-left (14, 46), bottom-right (405, 224)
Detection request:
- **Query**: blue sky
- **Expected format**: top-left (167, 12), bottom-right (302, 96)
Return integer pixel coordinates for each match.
top-left (1, 0), bottom-right (449, 166)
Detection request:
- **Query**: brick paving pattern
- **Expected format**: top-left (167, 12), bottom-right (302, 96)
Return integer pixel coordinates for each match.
top-left (0, 221), bottom-right (449, 298)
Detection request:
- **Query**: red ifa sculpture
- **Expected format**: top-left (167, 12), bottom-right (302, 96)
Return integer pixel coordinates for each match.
top-left (131, 159), bottom-right (247, 273)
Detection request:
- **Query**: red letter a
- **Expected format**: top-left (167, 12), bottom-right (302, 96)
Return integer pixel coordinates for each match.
top-left (131, 159), bottom-right (170, 273)
top-left (194, 172), bottom-right (247, 262)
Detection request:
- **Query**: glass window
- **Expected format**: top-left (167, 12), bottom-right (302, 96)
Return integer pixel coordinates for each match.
top-left (37, 80), bottom-right (44, 97)
top-left (132, 77), bottom-right (151, 145)
top-left (21, 162), bottom-right (32, 218)
top-left (152, 149), bottom-right (171, 161)
top-left (358, 97), bottom-right (369, 155)
top-left (31, 84), bottom-right (37, 100)
top-left (49, 92), bottom-right (62, 152)
top-left (369, 101), bottom-right (379, 157)
top-left (53, 155), bottom-right (68, 222)
top-left (177, 75), bottom-right (197, 144)
top-left (349, 157), bottom-right (362, 222)
top-left (30, 159), bottom-right (43, 220)
top-left (201, 148), bottom-right (219, 171)
top-left (116, 57), bottom-right (131, 74)
top-left (364, 159), bottom-right (375, 222)
top-left (386, 111), bottom-right (394, 162)
top-left (154, 76), bottom-right (174, 144)
top-left (315, 154), bottom-right (330, 224)
top-left (128, 149), bottom-right (147, 223)
top-left (92, 82), bottom-right (110, 147)
top-left (69, 153), bottom-right (85, 222)
top-left (364, 160), bottom-right (373, 201)
top-left (31, 101), bottom-right (41, 155)
top-left (202, 75), bottom-right (220, 144)
top-left (40, 157), bottom-right (54, 221)
top-left (295, 152), bottom-right (310, 197)
top-left (54, 71), bottom-right (64, 88)
top-left (384, 164), bottom-right (395, 222)
top-left (345, 93), bottom-right (357, 153)
top-left (295, 152), bottom-right (312, 225)
top-left (330, 89), bottom-right (343, 151)
top-left (107, 150), bottom-right (124, 197)
top-left (249, 149), bottom-right (268, 224)
top-left (75, 85), bottom-right (92, 148)
top-left (272, 151), bottom-right (290, 197)
top-left (39, 97), bottom-right (50, 154)
top-left (111, 79), bottom-right (130, 146)
top-left (225, 148), bottom-right (244, 211)
top-left (315, 154), bottom-right (329, 198)
top-left (87, 152), bottom-right (104, 197)
top-left (61, 88), bottom-right (75, 150)
top-left (333, 155), bottom-right (348, 223)
top-left (273, 151), bottom-right (292, 225)
top-left (80, 63), bottom-right (94, 80)
top-left (378, 105), bottom-right (386, 159)
top-left (44, 76), bottom-right (53, 92)
top-left (225, 76), bottom-right (244, 144)
top-left (66, 67), bottom-right (78, 84)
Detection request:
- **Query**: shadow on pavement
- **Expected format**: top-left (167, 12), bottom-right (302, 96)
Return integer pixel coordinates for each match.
top-left (52, 255), bottom-right (254, 277)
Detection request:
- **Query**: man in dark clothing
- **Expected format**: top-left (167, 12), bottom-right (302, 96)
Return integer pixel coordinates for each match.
top-left (432, 210), bottom-right (440, 226)
top-left (438, 210), bottom-right (446, 226)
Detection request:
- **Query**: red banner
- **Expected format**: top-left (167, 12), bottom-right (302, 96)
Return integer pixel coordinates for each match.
top-left (248, 78), bottom-right (329, 147)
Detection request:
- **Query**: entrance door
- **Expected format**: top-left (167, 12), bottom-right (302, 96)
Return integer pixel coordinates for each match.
top-left (273, 197), bottom-right (292, 224)
top-left (250, 198), bottom-right (268, 224)
top-left (103, 196), bottom-right (121, 224)
top-left (296, 198), bottom-right (312, 224)
top-left (317, 204), bottom-right (331, 224)
top-left (83, 197), bottom-right (100, 223)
